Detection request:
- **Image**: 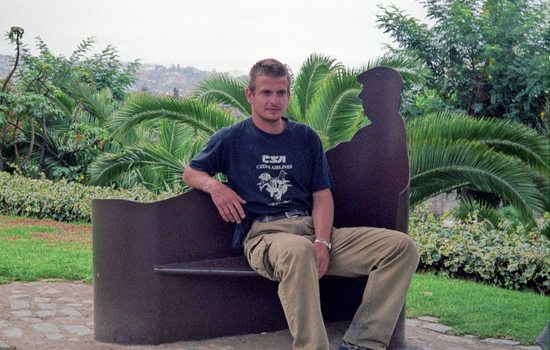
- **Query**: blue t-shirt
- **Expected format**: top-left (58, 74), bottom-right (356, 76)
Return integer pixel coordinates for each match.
top-left (189, 117), bottom-right (333, 248)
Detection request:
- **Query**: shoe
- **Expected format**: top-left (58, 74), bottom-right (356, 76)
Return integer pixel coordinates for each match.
top-left (338, 339), bottom-right (375, 350)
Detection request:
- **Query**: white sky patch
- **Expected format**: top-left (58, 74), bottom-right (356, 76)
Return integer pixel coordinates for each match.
top-left (0, 0), bottom-right (427, 73)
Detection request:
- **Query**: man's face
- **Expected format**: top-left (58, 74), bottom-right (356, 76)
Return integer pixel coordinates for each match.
top-left (246, 74), bottom-right (290, 123)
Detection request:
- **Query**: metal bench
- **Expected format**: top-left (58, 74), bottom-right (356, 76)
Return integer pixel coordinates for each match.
top-left (92, 66), bottom-right (411, 348)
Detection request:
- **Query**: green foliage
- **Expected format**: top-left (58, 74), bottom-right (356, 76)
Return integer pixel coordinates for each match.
top-left (408, 112), bottom-right (549, 223)
top-left (455, 199), bottom-right (550, 238)
top-left (377, 0), bottom-right (549, 131)
top-left (0, 30), bottom-right (139, 180)
top-left (89, 53), bottom-right (549, 224)
top-left (17, 36), bottom-right (139, 101)
top-left (454, 198), bottom-right (505, 229)
top-left (409, 209), bottom-right (550, 294)
top-left (192, 75), bottom-right (250, 116)
top-left (110, 94), bottom-right (236, 138)
top-left (86, 94), bottom-right (233, 192)
top-left (0, 172), bottom-right (170, 222)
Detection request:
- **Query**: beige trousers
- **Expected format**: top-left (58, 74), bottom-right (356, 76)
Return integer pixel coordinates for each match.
top-left (243, 216), bottom-right (419, 350)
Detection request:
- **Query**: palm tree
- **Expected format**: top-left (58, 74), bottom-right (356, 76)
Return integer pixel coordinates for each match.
top-left (87, 119), bottom-right (199, 192)
top-left (87, 95), bottom-right (233, 192)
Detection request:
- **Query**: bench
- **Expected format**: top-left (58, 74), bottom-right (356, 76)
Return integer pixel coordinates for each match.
top-left (92, 67), bottom-right (410, 348)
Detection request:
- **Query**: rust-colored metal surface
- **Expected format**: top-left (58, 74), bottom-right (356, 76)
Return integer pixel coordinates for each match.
top-left (92, 66), bottom-right (408, 346)
top-left (327, 67), bottom-right (409, 349)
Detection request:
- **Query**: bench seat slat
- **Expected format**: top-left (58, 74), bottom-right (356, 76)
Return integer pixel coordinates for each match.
top-left (154, 256), bottom-right (258, 277)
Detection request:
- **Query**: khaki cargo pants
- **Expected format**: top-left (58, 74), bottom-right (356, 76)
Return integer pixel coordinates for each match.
top-left (243, 216), bottom-right (419, 350)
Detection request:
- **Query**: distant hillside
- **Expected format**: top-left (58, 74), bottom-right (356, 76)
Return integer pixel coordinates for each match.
top-left (131, 63), bottom-right (245, 96)
top-left (0, 54), bottom-right (245, 96)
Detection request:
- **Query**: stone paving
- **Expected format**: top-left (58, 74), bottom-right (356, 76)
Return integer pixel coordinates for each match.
top-left (0, 280), bottom-right (543, 350)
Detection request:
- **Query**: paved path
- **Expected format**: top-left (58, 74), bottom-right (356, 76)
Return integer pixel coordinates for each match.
top-left (0, 281), bottom-right (542, 350)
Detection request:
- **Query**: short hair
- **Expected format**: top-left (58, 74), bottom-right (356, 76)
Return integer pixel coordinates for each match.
top-left (248, 58), bottom-right (291, 93)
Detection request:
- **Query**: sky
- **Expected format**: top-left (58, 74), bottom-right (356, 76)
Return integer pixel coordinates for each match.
top-left (0, 0), bottom-right (427, 74)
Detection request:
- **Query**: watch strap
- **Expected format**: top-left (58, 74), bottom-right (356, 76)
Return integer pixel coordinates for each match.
top-left (314, 239), bottom-right (332, 252)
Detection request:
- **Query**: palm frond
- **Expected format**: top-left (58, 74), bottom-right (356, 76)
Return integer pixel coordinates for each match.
top-left (410, 138), bottom-right (545, 222)
top-left (64, 81), bottom-right (115, 122)
top-left (305, 69), bottom-right (364, 150)
top-left (109, 94), bottom-right (236, 141)
top-left (88, 143), bottom-right (186, 189)
top-left (157, 121), bottom-right (208, 159)
top-left (51, 90), bottom-right (76, 118)
top-left (78, 87), bottom-right (115, 121)
top-left (292, 53), bottom-right (343, 121)
top-left (192, 75), bottom-right (250, 115)
top-left (51, 82), bottom-right (115, 124)
top-left (407, 111), bottom-right (549, 175)
top-left (454, 198), bottom-right (505, 229)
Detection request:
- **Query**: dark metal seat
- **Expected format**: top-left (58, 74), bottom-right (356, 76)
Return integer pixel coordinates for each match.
top-left (92, 67), bottom-right (410, 347)
top-left (154, 256), bottom-right (256, 276)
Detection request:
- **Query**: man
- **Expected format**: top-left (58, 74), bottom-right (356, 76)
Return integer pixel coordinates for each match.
top-left (183, 58), bottom-right (419, 350)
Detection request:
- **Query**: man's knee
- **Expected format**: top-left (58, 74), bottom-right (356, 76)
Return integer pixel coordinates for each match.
top-left (270, 235), bottom-right (317, 278)
top-left (394, 232), bottom-right (419, 266)
top-left (275, 235), bottom-right (316, 262)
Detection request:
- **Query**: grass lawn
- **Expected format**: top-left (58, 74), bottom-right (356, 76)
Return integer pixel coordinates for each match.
top-left (408, 272), bottom-right (548, 344)
top-left (0, 215), bottom-right (547, 344)
top-left (0, 216), bottom-right (92, 284)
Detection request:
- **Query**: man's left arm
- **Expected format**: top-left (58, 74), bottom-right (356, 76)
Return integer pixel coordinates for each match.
top-left (312, 188), bottom-right (334, 278)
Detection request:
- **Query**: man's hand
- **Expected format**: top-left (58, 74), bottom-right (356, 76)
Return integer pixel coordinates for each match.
top-left (183, 165), bottom-right (246, 224)
top-left (206, 180), bottom-right (246, 224)
top-left (314, 243), bottom-right (330, 278)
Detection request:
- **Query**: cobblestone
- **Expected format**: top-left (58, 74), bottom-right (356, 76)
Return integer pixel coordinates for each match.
top-left (481, 338), bottom-right (521, 346)
top-left (422, 322), bottom-right (453, 334)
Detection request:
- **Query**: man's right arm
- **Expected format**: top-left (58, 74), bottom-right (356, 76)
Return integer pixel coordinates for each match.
top-left (183, 165), bottom-right (246, 224)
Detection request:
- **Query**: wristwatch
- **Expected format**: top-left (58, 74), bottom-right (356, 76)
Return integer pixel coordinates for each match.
top-left (314, 239), bottom-right (332, 252)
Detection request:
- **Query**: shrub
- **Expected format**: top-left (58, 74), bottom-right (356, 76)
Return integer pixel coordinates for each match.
top-left (409, 209), bottom-right (549, 294)
top-left (0, 172), bottom-right (172, 222)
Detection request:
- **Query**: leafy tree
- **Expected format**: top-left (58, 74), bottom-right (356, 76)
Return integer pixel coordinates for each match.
top-left (377, 0), bottom-right (549, 132)
top-left (0, 27), bottom-right (25, 171)
top-left (43, 83), bottom-right (116, 181)
top-left (0, 30), bottom-right (140, 180)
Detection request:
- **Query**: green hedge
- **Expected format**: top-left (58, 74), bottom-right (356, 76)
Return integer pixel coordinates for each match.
top-left (0, 172), bottom-right (172, 222)
top-left (410, 210), bottom-right (549, 294)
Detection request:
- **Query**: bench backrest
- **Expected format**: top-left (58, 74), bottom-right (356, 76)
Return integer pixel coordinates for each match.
top-left (328, 67), bottom-right (409, 232)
